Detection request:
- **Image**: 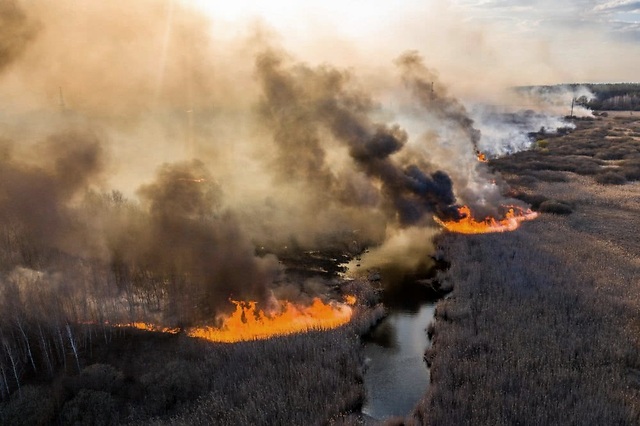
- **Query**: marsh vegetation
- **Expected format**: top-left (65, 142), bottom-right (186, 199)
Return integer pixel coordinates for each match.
top-left (407, 113), bottom-right (640, 425)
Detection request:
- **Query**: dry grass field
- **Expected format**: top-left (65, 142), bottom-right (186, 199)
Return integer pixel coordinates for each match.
top-left (2, 113), bottom-right (638, 425)
top-left (405, 113), bottom-right (640, 425)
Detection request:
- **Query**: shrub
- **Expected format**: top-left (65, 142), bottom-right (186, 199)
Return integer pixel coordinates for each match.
top-left (622, 164), bottom-right (640, 181)
top-left (60, 389), bottom-right (118, 426)
top-left (622, 167), bottom-right (640, 181)
top-left (0, 385), bottom-right (56, 426)
top-left (538, 200), bottom-right (573, 215)
top-left (140, 360), bottom-right (207, 415)
top-left (67, 363), bottom-right (125, 395)
top-left (510, 174), bottom-right (539, 187)
top-left (595, 172), bottom-right (627, 185)
top-left (531, 170), bottom-right (570, 182)
top-left (511, 192), bottom-right (549, 210)
top-left (536, 139), bottom-right (549, 149)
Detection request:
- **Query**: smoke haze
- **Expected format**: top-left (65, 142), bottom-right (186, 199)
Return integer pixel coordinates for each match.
top-left (0, 1), bottom-right (38, 73)
top-left (0, 0), bottom-right (576, 323)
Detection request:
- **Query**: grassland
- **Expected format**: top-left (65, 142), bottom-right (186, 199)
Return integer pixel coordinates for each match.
top-left (404, 113), bottom-right (640, 425)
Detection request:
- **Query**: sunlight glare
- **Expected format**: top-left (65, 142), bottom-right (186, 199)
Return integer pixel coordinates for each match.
top-left (187, 0), bottom-right (400, 37)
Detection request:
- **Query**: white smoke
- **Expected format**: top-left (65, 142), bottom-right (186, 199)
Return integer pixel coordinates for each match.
top-left (471, 106), bottom-right (575, 157)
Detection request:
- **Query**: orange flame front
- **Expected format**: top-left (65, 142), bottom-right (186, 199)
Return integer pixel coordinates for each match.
top-left (477, 152), bottom-right (488, 162)
top-left (434, 205), bottom-right (538, 234)
top-left (188, 297), bottom-right (354, 343)
top-left (121, 322), bottom-right (180, 334)
top-left (113, 296), bottom-right (355, 343)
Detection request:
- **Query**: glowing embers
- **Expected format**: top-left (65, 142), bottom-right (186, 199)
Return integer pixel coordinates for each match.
top-left (188, 297), bottom-right (355, 343)
top-left (119, 322), bottom-right (181, 334)
top-left (344, 294), bottom-right (357, 306)
top-left (434, 205), bottom-right (538, 234)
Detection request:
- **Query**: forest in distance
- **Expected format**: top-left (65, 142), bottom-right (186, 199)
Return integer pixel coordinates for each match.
top-left (518, 83), bottom-right (640, 112)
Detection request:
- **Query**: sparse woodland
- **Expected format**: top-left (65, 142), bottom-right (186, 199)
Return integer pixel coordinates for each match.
top-left (0, 256), bottom-right (383, 425)
top-left (0, 185), bottom-right (384, 424)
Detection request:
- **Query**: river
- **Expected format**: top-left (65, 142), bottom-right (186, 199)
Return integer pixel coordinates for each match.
top-left (361, 277), bottom-right (440, 420)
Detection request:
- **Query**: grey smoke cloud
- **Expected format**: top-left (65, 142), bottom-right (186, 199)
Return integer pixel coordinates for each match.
top-left (397, 51), bottom-right (481, 153)
top-left (0, 130), bottom-right (105, 258)
top-left (0, 0), bottom-right (549, 325)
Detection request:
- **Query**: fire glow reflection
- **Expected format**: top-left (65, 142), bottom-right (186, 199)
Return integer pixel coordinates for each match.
top-left (434, 205), bottom-right (538, 234)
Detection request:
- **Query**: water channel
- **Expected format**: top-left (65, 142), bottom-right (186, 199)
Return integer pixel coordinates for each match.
top-left (361, 276), bottom-right (441, 420)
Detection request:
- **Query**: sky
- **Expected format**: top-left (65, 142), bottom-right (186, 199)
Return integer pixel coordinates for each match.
top-left (190, 0), bottom-right (640, 88)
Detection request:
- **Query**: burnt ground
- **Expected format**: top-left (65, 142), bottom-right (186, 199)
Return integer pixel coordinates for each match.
top-left (405, 113), bottom-right (640, 425)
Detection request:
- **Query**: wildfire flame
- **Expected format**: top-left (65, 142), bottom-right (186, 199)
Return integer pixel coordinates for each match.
top-left (120, 322), bottom-right (181, 334)
top-left (434, 205), bottom-right (538, 234)
top-left (189, 297), bottom-right (354, 343)
top-left (112, 296), bottom-right (355, 343)
top-left (477, 151), bottom-right (488, 162)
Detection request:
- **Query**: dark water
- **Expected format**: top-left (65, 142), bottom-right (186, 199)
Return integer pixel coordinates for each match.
top-left (361, 278), bottom-right (438, 420)
top-left (361, 302), bottom-right (435, 419)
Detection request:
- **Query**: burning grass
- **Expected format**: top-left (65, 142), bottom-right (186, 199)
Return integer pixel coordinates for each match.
top-left (434, 205), bottom-right (538, 234)
top-left (176, 298), bottom-right (354, 343)
top-left (408, 113), bottom-right (640, 425)
top-left (0, 279), bottom-right (379, 425)
top-left (112, 297), bottom-right (356, 344)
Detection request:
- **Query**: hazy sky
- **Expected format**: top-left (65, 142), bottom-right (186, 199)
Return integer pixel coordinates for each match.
top-left (191, 0), bottom-right (640, 87)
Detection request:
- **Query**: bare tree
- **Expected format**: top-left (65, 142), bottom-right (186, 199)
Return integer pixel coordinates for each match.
top-left (66, 323), bottom-right (81, 373)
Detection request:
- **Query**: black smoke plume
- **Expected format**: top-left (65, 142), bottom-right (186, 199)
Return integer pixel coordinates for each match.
top-left (256, 50), bottom-right (460, 225)
top-left (0, 130), bottom-right (104, 262)
top-left (131, 160), bottom-right (280, 322)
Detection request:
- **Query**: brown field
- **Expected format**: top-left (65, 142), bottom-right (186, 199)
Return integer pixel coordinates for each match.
top-left (405, 113), bottom-right (640, 425)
